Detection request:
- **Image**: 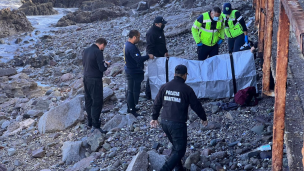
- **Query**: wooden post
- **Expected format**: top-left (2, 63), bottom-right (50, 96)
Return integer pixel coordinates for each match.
top-left (272, 1), bottom-right (290, 171)
top-left (262, 0), bottom-right (274, 94)
top-left (255, 0), bottom-right (260, 27)
top-left (258, 0), bottom-right (266, 59)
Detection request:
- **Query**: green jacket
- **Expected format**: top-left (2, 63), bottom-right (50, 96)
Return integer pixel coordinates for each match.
top-left (191, 12), bottom-right (225, 46)
top-left (223, 10), bottom-right (244, 38)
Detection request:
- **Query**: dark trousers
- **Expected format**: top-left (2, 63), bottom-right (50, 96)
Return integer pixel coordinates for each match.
top-left (228, 33), bottom-right (245, 53)
top-left (83, 77), bottom-right (103, 128)
top-left (126, 73), bottom-right (144, 110)
top-left (197, 44), bottom-right (219, 60)
top-left (160, 120), bottom-right (187, 171)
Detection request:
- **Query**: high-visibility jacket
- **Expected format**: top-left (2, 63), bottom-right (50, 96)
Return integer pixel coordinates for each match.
top-left (223, 10), bottom-right (244, 38)
top-left (191, 12), bottom-right (225, 46)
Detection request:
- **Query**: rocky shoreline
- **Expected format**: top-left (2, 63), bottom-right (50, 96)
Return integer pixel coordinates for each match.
top-left (0, 0), bottom-right (289, 170)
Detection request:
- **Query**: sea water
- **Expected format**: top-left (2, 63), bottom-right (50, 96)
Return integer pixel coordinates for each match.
top-left (0, 0), bottom-right (77, 63)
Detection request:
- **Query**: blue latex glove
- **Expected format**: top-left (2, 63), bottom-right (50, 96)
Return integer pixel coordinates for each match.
top-left (197, 43), bottom-right (203, 46)
top-left (245, 35), bottom-right (249, 44)
top-left (217, 39), bottom-right (223, 45)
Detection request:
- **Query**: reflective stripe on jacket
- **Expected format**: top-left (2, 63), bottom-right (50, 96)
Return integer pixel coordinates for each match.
top-left (191, 12), bottom-right (224, 46)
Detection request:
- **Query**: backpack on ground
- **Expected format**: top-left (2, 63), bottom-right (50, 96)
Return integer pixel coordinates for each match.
top-left (234, 87), bottom-right (259, 106)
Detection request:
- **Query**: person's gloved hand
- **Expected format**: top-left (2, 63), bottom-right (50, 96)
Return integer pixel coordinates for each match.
top-left (217, 39), bottom-right (223, 45)
top-left (245, 35), bottom-right (249, 44)
top-left (197, 43), bottom-right (203, 46)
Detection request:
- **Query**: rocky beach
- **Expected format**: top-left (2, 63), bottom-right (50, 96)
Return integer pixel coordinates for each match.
top-left (0, 0), bottom-right (288, 170)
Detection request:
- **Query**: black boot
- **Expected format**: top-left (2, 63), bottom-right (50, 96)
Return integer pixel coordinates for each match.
top-left (91, 127), bottom-right (107, 134)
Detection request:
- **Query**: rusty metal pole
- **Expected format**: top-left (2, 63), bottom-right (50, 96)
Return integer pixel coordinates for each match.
top-left (257, 0), bottom-right (266, 59)
top-left (255, 0), bottom-right (260, 27)
top-left (272, 1), bottom-right (290, 171)
top-left (262, 0), bottom-right (274, 95)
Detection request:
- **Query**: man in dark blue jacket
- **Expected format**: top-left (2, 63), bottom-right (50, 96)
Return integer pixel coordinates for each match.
top-left (82, 38), bottom-right (110, 134)
top-left (145, 16), bottom-right (169, 100)
top-left (124, 30), bottom-right (154, 117)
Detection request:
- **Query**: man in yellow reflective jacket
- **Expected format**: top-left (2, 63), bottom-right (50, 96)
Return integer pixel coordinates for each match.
top-left (191, 7), bottom-right (225, 60)
top-left (222, 3), bottom-right (249, 53)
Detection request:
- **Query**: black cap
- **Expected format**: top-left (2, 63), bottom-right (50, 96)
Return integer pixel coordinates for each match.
top-left (175, 65), bottom-right (188, 75)
top-left (154, 16), bottom-right (167, 24)
top-left (223, 3), bottom-right (232, 14)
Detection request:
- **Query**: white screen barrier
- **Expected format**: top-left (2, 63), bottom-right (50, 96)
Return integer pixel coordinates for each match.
top-left (148, 50), bottom-right (257, 99)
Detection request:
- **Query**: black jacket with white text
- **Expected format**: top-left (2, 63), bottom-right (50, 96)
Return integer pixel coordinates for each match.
top-left (152, 76), bottom-right (207, 123)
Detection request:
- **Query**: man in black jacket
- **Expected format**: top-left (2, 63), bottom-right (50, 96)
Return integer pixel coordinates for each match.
top-left (145, 16), bottom-right (169, 100)
top-left (150, 65), bottom-right (208, 171)
top-left (124, 30), bottom-right (154, 117)
top-left (82, 38), bottom-right (110, 134)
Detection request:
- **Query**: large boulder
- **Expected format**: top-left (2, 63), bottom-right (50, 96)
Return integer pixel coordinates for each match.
top-left (126, 151), bottom-right (149, 171)
top-left (0, 69), bottom-right (17, 77)
top-left (38, 96), bottom-right (84, 134)
top-left (102, 114), bottom-right (137, 131)
top-left (0, 8), bottom-right (33, 38)
top-left (18, 1), bottom-right (58, 15)
top-left (62, 141), bottom-right (86, 165)
top-left (79, 0), bottom-right (120, 11)
top-left (87, 129), bottom-right (105, 151)
top-left (147, 150), bottom-right (167, 171)
top-left (56, 7), bottom-right (127, 27)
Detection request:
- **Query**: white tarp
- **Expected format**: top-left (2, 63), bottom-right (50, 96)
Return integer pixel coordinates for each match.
top-left (148, 50), bottom-right (257, 99)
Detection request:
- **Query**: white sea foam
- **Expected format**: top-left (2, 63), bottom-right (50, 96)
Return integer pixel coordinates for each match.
top-left (0, 0), bottom-right (22, 9)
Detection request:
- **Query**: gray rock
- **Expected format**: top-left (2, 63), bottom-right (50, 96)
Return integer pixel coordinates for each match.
top-left (102, 114), bottom-right (137, 131)
top-left (18, 2), bottom-right (58, 15)
top-left (38, 96), bottom-right (84, 133)
top-left (26, 110), bottom-right (43, 118)
top-left (190, 164), bottom-right (198, 171)
top-left (62, 141), bottom-right (85, 165)
top-left (0, 39), bottom-right (4, 44)
top-left (45, 90), bottom-right (53, 95)
top-left (1, 120), bottom-right (10, 129)
top-left (8, 148), bottom-right (16, 156)
top-left (32, 147), bottom-right (45, 158)
top-left (211, 105), bottom-right (219, 114)
top-left (137, 1), bottom-right (149, 11)
top-left (103, 143), bottom-right (111, 151)
top-left (209, 151), bottom-right (227, 160)
top-left (118, 104), bottom-right (128, 114)
top-left (13, 160), bottom-right (22, 166)
top-left (147, 150), bottom-right (166, 171)
top-left (126, 151), bottom-right (148, 171)
top-left (260, 151), bottom-right (272, 159)
top-left (15, 38), bottom-right (22, 44)
top-left (87, 129), bottom-right (105, 151)
top-left (0, 8), bottom-right (33, 38)
top-left (244, 164), bottom-right (253, 170)
top-left (108, 151), bottom-right (116, 158)
top-left (251, 124), bottom-right (265, 134)
top-left (65, 156), bottom-right (96, 171)
top-left (0, 164), bottom-right (6, 171)
top-left (184, 151), bottom-right (200, 169)
top-left (0, 68), bottom-right (17, 77)
top-left (201, 122), bottom-right (221, 131)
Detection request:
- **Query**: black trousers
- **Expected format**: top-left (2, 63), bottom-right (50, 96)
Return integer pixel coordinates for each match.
top-left (160, 120), bottom-right (187, 171)
top-left (228, 33), bottom-right (245, 53)
top-left (126, 73), bottom-right (144, 111)
top-left (197, 44), bottom-right (219, 60)
top-left (83, 77), bottom-right (103, 128)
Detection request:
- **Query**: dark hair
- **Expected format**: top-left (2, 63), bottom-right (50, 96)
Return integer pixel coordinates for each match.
top-left (212, 7), bottom-right (221, 14)
top-left (95, 38), bottom-right (107, 45)
top-left (128, 30), bottom-right (139, 38)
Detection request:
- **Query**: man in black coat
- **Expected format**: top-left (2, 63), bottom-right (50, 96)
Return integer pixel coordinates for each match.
top-left (150, 65), bottom-right (208, 171)
top-left (145, 16), bottom-right (169, 100)
top-left (82, 38), bottom-right (110, 134)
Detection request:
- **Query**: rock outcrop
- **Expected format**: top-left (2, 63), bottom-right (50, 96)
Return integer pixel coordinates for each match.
top-left (56, 7), bottom-right (127, 27)
top-left (18, 1), bottom-right (58, 15)
top-left (38, 95), bottom-right (84, 133)
top-left (0, 8), bottom-right (33, 38)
